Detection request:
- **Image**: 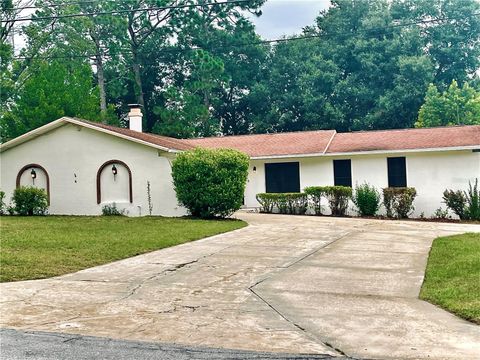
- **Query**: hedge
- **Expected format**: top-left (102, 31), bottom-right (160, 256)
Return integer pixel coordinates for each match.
top-left (256, 193), bottom-right (308, 215)
top-left (383, 187), bottom-right (417, 219)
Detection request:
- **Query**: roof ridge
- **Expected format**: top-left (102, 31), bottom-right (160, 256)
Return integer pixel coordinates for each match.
top-left (184, 128), bottom-right (335, 141)
top-left (337, 124), bottom-right (480, 135)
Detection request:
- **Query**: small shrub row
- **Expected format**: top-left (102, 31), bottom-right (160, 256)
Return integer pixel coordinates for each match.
top-left (304, 186), bottom-right (352, 216)
top-left (257, 184), bottom-right (417, 219)
top-left (256, 193), bottom-right (308, 215)
top-left (443, 179), bottom-right (480, 221)
top-left (257, 186), bottom-right (352, 216)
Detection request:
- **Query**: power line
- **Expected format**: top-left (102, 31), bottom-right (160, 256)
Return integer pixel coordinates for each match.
top-left (2, 0), bottom-right (252, 23)
top-left (8, 0), bottom-right (109, 11)
top-left (11, 11), bottom-right (480, 62)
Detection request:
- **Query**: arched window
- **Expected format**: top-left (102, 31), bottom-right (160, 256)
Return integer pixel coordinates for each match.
top-left (16, 164), bottom-right (50, 204)
top-left (96, 160), bottom-right (133, 204)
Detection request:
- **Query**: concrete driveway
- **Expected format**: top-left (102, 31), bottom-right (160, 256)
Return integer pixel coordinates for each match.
top-left (1, 213), bottom-right (479, 359)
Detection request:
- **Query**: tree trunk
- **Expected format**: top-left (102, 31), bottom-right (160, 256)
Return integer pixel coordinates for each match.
top-left (90, 32), bottom-right (107, 122)
top-left (95, 54), bottom-right (107, 120)
top-left (131, 49), bottom-right (147, 127)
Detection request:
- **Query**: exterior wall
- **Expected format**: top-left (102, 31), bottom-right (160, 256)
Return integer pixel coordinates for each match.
top-left (0, 123), bottom-right (185, 216)
top-left (244, 151), bottom-right (480, 217)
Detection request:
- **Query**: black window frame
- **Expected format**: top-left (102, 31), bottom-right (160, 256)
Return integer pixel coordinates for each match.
top-left (265, 162), bottom-right (300, 193)
top-left (387, 157), bottom-right (407, 188)
top-left (333, 159), bottom-right (352, 187)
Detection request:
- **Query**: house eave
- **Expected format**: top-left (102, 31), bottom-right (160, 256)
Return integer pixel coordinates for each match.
top-left (249, 145), bottom-right (479, 160)
top-left (0, 117), bottom-right (178, 154)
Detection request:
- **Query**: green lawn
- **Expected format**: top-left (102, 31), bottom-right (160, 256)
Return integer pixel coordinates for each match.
top-left (420, 232), bottom-right (480, 324)
top-left (0, 216), bottom-right (246, 282)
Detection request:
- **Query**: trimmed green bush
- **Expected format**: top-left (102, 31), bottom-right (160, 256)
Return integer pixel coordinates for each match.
top-left (443, 179), bottom-right (480, 221)
top-left (256, 193), bottom-right (277, 213)
top-left (172, 147), bottom-right (249, 218)
top-left (323, 186), bottom-right (352, 216)
top-left (353, 183), bottom-right (381, 216)
top-left (383, 187), bottom-right (417, 219)
top-left (304, 186), bottom-right (326, 215)
top-left (443, 189), bottom-right (467, 220)
top-left (255, 193), bottom-right (308, 215)
top-left (11, 186), bottom-right (48, 216)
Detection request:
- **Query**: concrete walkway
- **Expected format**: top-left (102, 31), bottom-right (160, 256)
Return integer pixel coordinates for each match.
top-left (1, 213), bottom-right (479, 359)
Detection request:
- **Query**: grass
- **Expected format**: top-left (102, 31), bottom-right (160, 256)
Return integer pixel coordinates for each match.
top-left (0, 216), bottom-right (246, 282)
top-left (420, 232), bottom-right (480, 324)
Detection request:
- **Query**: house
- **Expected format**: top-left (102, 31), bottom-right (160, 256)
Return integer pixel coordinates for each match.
top-left (1, 105), bottom-right (479, 217)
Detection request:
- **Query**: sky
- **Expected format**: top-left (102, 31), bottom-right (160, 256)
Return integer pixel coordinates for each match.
top-left (249, 0), bottom-right (331, 39)
top-left (12, 0), bottom-right (331, 52)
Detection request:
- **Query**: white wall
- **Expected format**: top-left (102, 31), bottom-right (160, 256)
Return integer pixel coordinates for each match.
top-left (244, 151), bottom-right (480, 217)
top-left (0, 123), bottom-right (185, 216)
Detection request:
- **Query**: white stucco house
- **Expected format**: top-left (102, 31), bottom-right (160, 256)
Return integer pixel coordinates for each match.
top-left (1, 105), bottom-right (479, 217)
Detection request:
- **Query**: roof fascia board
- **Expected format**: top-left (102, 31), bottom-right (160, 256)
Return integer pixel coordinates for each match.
top-left (250, 145), bottom-right (479, 160)
top-left (0, 118), bottom-right (67, 152)
top-left (64, 118), bottom-right (172, 153)
top-left (1, 117), bottom-right (176, 153)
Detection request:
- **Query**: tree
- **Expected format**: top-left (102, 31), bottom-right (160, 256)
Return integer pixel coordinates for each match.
top-left (1, 60), bottom-right (101, 140)
top-left (153, 49), bottom-right (224, 138)
top-left (416, 80), bottom-right (480, 128)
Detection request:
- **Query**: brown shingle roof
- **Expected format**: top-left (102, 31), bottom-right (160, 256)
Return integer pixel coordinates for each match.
top-left (184, 130), bottom-right (337, 157)
top-left (72, 119), bottom-right (480, 156)
top-left (326, 125), bottom-right (480, 153)
top-left (77, 119), bottom-right (194, 151)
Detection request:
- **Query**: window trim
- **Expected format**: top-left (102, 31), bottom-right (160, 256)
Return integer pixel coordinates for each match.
top-left (96, 160), bottom-right (133, 204)
top-left (333, 159), bottom-right (352, 187)
top-left (265, 161), bottom-right (301, 193)
top-left (16, 164), bottom-right (51, 204)
top-left (387, 156), bottom-right (407, 188)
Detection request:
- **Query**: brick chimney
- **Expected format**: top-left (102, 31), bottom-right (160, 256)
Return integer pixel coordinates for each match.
top-left (128, 104), bottom-right (143, 132)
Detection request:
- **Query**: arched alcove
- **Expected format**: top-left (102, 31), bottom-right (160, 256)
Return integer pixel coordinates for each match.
top-left (96, 160), bottom-right (133, 204)
top-left (16, 164), bottom-right (50, 204)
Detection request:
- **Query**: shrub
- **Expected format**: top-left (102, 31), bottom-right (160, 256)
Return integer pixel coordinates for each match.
top-left (11, 186), bottom-right (48, 215)
top-left (443, 179), bottom-right (480, 221)
top-left (304, 186), bottom-right (326, 215)
top-left (323, 186), bottom-right (352, 216)
top-left (442, 189), bottom-right (467, 220)
top-left (255, 193), bottom-right (308, 215)
top-left (466, 179), bottom-right (480, 221)
top-left (432, 207), bottom-right (449, 220)
top-left (0, 191), bottom-right (5, 215)
top-left (172, 147), bottom-right (249, 218)
top-left (383, 187), bottom-right (417, 219)
top-left (256, 193), bottom-right (276, 213)
top-left (352, 183), bottom-right (381, 216)
top-left (284, 193), bottom-right (308, 215)
top-left (101, 203), bottom-right (126, 216)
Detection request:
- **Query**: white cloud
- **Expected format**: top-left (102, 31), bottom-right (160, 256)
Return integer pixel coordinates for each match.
top-left (249, 0), bottom-right (331, 39)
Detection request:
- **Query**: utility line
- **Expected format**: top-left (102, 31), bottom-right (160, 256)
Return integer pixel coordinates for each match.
top-left (8, 0), bottom-right (113, 11)
top-left (2, 0), bottom-right (252, 23)
top-left (11, 11), bottom-right (480, 61)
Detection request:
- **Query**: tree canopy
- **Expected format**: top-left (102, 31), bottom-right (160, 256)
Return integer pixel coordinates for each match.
top-left (1, 0), bottom-right (479, 141)
top-left (416, 80), bottom-right (480, 128)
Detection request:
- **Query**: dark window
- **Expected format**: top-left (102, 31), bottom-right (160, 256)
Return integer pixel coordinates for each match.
top-left (333, 159), bottom-right (352, 187)
top-left (265, 162), bottom-right (300, 193)
top-left (387, 157), bottom-right (407, 187)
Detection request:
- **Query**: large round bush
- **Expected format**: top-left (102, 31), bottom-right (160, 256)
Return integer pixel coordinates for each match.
top-left (172, 147), bottom-right (249, 218)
